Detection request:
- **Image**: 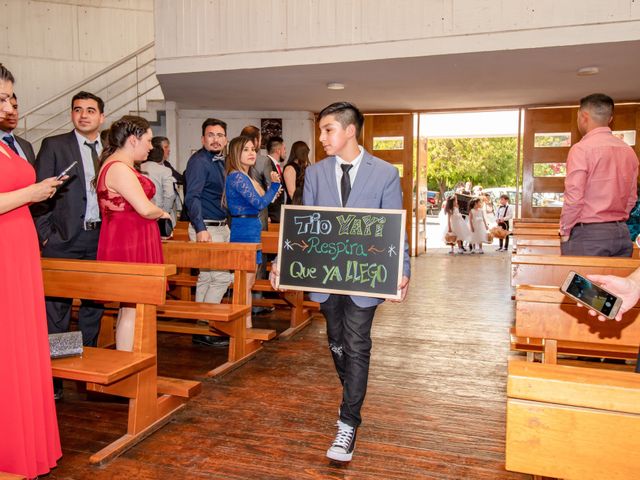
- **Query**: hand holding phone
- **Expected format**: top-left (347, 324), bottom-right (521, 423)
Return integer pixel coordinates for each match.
top-left (56, 161), bottom-right (78, 180)
top-left (560, 271), bottom-right (623, 320)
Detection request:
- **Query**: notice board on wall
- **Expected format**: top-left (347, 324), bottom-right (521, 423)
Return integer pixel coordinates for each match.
top-left (276, 205), bottom-right (406, 299)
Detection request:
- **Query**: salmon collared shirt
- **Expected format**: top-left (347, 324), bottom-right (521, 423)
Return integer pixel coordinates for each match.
top-left (559, 126), bottom-right (639, 236)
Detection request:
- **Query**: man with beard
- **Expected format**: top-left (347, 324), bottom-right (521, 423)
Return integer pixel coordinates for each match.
top-left (184, 118), bottom-right (232, 346)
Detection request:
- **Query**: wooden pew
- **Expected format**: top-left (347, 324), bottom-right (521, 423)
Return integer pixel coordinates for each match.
top-left (252, 231), bottom-right (318, 339)
top-left (511, 254), bottom-right (640, 288)
top-left (515, 238), bottom-right (640, 258)
top-left (159, 241), bottom-right (276, 377)
top-left (506, 285), bottom-right (640, 479)
top-left (42, 258), bottom-right (201, 465)
top-left (0, 472), bottom-right (26, 480)
top-left (510, 254), bottom-right (640, 360)
top-left (172, 220), bottom-right (190, 241)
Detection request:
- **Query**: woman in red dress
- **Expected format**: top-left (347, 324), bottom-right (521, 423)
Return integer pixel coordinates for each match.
top-left (96, 116), bottom-right (170, 351)
top-left (0, 65), bottom-right (63, 478)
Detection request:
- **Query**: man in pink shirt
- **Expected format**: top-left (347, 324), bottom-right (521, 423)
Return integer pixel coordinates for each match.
top-left (560, 93), bottom-right (639, 257)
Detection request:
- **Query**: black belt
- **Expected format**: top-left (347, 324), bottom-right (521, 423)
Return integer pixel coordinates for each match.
top-left (231, 214), bottom-right (258, 218)
top-left (203, 219), bottom-right (228, 226)
top-left (83, 220), bottom-right (101, 231)
top-left (575, 220), bottom-right (624, 227)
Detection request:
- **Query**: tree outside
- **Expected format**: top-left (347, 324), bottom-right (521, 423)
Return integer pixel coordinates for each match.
top-left (425, 136), bottom-right (517, 198)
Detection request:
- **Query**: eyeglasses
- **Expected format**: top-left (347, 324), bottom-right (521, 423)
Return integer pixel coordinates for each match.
top-left (206, 133), bottom-right (226, 139)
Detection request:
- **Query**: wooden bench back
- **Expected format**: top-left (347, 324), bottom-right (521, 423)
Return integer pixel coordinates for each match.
top-left (515, 285), bottom-right (640, 348)
top-left (515, 239), bottom-right (640, 258)
top-left (162, 241), bottom-right (258, 272)
top-left (512, 227), bottom-right (558, 237)
top-left (511, 254), bottom-right (640, 287)
top-left (261, 231), bottom-right (279, 255)
top-left (162, 240), bottom-right (259, 305)
top-left (41, 258), bottom-right (176, 355)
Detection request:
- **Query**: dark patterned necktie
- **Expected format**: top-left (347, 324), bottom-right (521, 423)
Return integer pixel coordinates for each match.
top-left (340, 164), bottom-right (353, 207)
top-left (84, 141), bottom-right (100, 175)
top-left (3, 135), bottom-right (19, 156)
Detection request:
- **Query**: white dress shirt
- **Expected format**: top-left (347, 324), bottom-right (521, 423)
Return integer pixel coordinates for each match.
top-left (74, 130), bottom-right (102, 223)
top-left (334, 146), bottom-right (365, 205)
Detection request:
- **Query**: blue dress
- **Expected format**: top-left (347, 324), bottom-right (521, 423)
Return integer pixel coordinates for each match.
top-left (225, 171), bottom-right (280, 264)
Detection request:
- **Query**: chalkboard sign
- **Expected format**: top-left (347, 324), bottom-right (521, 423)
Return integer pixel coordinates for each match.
top-left (276, 205), bottom-right (406, 299)
top-left (456, 193), bottom-right (473, 216)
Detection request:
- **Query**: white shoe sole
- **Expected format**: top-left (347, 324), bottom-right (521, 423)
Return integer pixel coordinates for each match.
top-left (327, 448), bottom-right (353, 462)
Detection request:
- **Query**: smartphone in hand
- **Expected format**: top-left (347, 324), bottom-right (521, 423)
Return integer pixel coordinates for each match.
top-left (560, 270), bottom-right (623, 320)
top-left (56, 161), bottom-right (78, 180)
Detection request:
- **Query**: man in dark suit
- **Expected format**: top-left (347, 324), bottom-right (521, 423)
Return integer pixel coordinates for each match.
top-left (32, 91), bottom-right (106, 398)
top-left (0, 94), bottom-right (36, 164)
top-left (255, 135), bottom-right (287, 223)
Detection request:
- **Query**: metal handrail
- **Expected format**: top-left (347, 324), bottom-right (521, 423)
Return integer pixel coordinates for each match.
top-left (20, 42), bottom-right (154, 118)
top-left (24, 64), bottom-right (157, 134)
top-left (29, 81), bottom-right (161, 145)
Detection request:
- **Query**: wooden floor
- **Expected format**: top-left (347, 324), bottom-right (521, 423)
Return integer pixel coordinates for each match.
top-left (48, 249), bottom-right (530, 479)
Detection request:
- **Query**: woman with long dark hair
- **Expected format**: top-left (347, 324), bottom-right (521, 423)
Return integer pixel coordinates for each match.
top-left (0, 64), bottom-right (63, 479)
top-left (96, 115), bottom-right (170, 351)
top-left (223, 135), bottom-right (281, 327)
top-left (282, 140), bottom-right (310, 205)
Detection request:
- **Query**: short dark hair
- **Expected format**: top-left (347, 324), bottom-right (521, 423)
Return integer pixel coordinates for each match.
top-left (71, 91), bottom-right (104, 113)
top-left (266, 135), bottom-right (283, 154)
top-left (240, 125), bottom-right (261, 148)
top-left (202, 118), bottom-right (227, 137)
top-left (499, 194), bottom-right (510, 201)
top-left (146, 145), bottom-right (165, 164)
top-left (152, 136), bottom-right (169, 149)
top-left (580, 93), bottom-right (614, 124)
top-left (0, 64), bottom-right (15, 84)
top-left (318, 102), bottom-right (365, 138)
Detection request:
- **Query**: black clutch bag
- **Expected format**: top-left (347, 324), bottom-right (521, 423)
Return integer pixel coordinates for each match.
top-left (158, 218), bottom-right (173, 237)
top-left (49, 331), bottom-right (83, 358)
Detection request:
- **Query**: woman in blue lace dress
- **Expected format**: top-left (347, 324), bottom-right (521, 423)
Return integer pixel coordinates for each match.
top-left (224, 135), bottom-right (281, 327)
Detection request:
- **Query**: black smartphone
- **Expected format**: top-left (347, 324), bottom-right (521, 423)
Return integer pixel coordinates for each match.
top-left (560, 270), bottom-right (623, 320)
top-left (56, 161), bottom-right (78, 180)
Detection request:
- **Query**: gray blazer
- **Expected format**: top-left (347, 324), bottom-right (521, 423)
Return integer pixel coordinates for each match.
top-left (302, 149), bottom-right (411, 308)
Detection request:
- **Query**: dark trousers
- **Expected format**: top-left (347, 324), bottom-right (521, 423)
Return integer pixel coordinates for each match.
top-left (320, 294), bottom-right (377, 428)
top-left (498, 221), bottom-right (510, 249)
top-left (44, 229), bottom-right (103, 347)
top-left (560, 222), bottom-right (633, 258)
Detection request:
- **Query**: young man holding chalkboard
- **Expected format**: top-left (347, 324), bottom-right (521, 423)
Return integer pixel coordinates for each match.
top-left (271, 102), bottom-right (410, 462)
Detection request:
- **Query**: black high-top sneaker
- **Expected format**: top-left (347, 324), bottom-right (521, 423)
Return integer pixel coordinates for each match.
top-left (327, 420), bottom-right (357, 462)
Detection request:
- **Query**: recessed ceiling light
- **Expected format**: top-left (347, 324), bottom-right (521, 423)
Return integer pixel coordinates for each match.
top-left (576, 66), bottom-right (599, 76)
top-left (327, 82), bottom-right (345, 90)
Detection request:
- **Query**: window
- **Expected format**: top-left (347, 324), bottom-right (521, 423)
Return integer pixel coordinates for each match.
top-left (533, 163), bottom-right (566, 177)
top-left (532, 192), bottom-right (564, 208)
top-left (612, 130), bottom-right (636, 146)
top-left (373, 136), bottom-right (404, 150)
top-left (534, 132), bottom-right (571, 148)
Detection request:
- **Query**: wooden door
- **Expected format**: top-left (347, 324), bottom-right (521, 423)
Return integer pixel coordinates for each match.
top-left (362, 114), bottom-right (415, 256)
top-left (522, 105), bottom-right (640, 220)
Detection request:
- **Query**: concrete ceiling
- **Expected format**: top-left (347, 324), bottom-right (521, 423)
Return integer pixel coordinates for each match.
top-left (157, 40), bottom-right (640, 112)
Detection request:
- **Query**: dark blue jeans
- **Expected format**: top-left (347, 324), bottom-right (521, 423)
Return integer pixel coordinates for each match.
top-left (320, 295), bottom-right (377, 428)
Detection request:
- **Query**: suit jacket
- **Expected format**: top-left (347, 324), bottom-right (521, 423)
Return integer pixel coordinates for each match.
top-left (31, 130), bottom-right (95, 257)
top-left (15, 134), bottom-right (36, 165)
top-left (254, 154), bottom-right (285, 224)
top-left (302, 149), bottom-right (411, 308)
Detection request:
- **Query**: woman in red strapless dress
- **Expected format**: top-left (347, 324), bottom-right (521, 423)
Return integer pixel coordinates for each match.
top-left (0, 65), bottom-right (63, 479)
top-left (96, 116), bottom-right (170, 351)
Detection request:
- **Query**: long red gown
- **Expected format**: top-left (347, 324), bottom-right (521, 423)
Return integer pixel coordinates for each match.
top-left (96, 161), bottom-right (163, 264)
top-left (0, 146), bottom-right (62, 477)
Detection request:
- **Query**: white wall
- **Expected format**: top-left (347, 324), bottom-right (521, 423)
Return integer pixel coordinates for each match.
top-left (169, 108), bottom-right (315, 173)
top-left (0, 0), bottom-right (154, 111)
top-left (156, 0), bottom-right (640, 75)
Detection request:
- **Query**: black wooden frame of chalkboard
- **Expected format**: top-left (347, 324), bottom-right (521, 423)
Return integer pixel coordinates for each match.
top-left (276, 205), bottom-right (406, 300)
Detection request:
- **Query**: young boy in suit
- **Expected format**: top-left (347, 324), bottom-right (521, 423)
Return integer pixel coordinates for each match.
top-left (271, 102), bottom-right (410, 461)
